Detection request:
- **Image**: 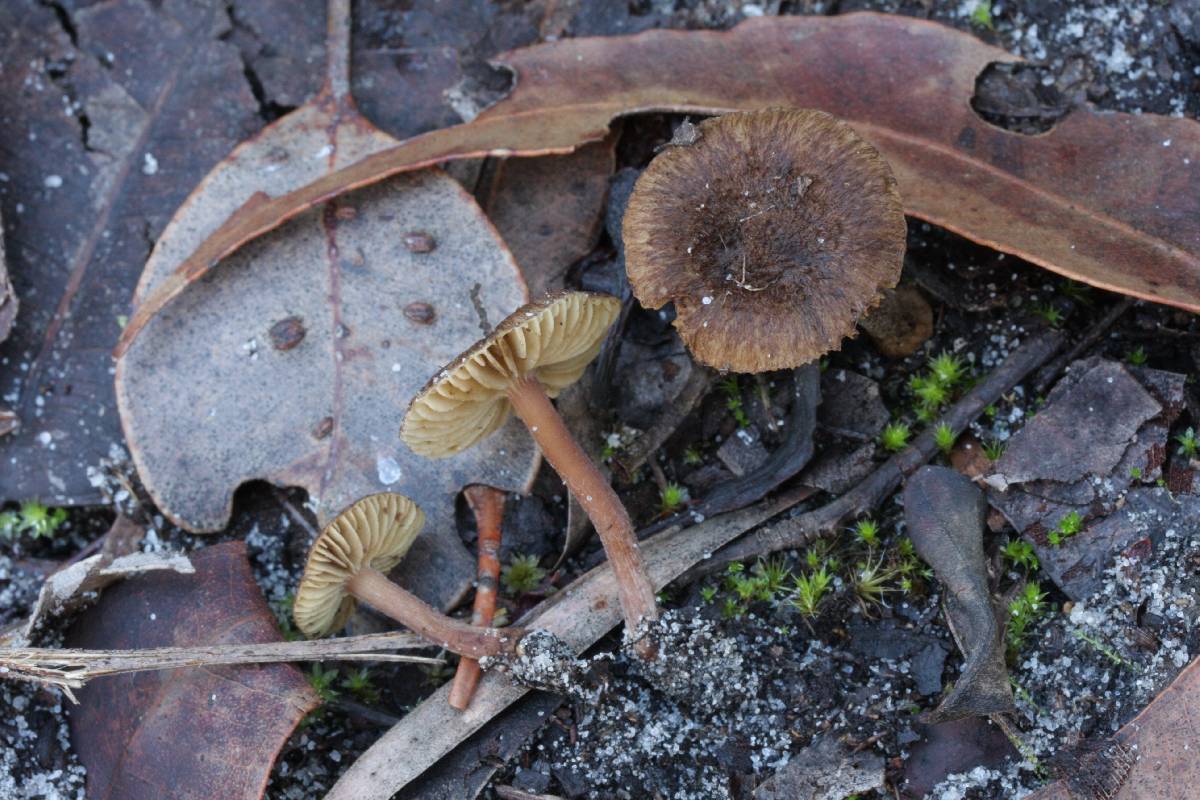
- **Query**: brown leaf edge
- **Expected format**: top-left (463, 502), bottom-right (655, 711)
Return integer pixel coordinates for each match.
top-left (1026, 655), bottom-right (1200, 800)
top-left (114, 12), bottom-right (1200, 359)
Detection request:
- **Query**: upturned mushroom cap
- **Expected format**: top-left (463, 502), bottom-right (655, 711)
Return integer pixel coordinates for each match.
top-left (401, 291), bottom-right (620, 457)
top-left (622, 108), bottom-right (906, 373)
top-left (294, 493), bottom-right (424, 638)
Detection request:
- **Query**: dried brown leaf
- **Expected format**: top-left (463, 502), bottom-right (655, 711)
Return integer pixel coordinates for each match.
top-left (118, 13), bottom-right (1200, 359)
top-left (114, 1), bottom-right (537, 608)
top-left (65, 541), bottom-right (319, 800)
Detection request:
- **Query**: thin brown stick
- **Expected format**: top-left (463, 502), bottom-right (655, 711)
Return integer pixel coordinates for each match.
top-left (348, 569), bottom-right (525, 660)
top-left (0, 631), bottom-right (440, 699)
top-left (507, 376), bottom-right (659, 640)
top-left (449, 485), bottom-right (506, 711)
top-left (696, 330), bottom-right (1064, 573)
top-left (1032, 296), bottom-right (1133, 394)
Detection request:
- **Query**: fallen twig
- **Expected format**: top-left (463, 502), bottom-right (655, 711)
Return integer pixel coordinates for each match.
top-left (0, 631), bottom-right (439, 700)
top-left (1032, 297), bottom-right (1133, 394)
top-left (698, 330), bottom-right (1064, 571)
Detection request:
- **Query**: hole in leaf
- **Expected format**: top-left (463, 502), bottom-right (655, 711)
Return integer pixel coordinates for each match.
top-left (971, 62), bottom-right (1072, 135)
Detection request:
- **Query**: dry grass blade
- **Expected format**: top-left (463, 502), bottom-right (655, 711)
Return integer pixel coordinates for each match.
top-left (0, 632), bottom-right (439, 698)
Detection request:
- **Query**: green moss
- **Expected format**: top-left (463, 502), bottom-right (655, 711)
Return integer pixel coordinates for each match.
top-left (502, 553), bottom-right (546, 595)
top-left (934, 423), bottom-right (956, 454)
top-left (880, 422), bottom-right (911, 452)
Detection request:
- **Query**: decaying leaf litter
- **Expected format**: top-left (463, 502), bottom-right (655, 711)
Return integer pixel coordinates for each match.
top-left (0, 1), bottom-right (1195, 800)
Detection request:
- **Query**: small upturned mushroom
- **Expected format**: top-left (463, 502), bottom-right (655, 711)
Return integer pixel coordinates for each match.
top-left (401, 292), bottom-right (660, 644)
top-left (294, 493), bottom-right (524, 660)
top-left (622, 108), bottom-right (907, 373)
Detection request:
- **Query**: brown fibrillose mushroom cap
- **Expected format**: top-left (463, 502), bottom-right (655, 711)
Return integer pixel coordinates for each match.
top-left (401, 291), bottom-right (621, 457)
top-left (294, 493), bottom-right (423, 638)
top-left (622, 108), bottom-right (906, 373)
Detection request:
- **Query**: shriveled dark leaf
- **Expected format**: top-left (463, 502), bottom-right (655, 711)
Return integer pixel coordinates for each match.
top-left (114, 1), bottom-right (538, 608)
top-left (1027, 656), bottom-right (1200, 800)
top-left (65, 541), bottom-right (319, 800)
top-left (119, 13), bottom-right (1200, 357)
top-left (0, 0), bottom-right (268, 505)
top-left (904, 465), bottom-right (1014, 722)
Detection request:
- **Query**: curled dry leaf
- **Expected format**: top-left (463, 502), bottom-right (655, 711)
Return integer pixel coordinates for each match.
top-left (117, 12), bottom-right (1200, 359)
top-left (65, 541), bottom-right (319, 800)
top-left (904, 465), bottom-right (1014, 723)
top-left (114, 0), bottom-right (537, 608)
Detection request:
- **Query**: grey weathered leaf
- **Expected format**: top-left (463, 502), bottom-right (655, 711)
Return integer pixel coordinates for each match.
top-left (985, 358), bottom-right (1187, 599)
top-left (904, 465), bottom-right (1014, 723)
top-left (114, 0), bottom-right (537, 608)
top-left (754, 733), bottom-right (885, 800)
top-left (0, 0), bottom-right (270, 503)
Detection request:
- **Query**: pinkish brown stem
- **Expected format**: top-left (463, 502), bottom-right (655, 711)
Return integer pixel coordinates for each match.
top-left (347, 568), bottom-right (523, 660)
top-left (448, 485), bottom-right (506, 711)
top-left (507, 376), bottom-right (660, 641)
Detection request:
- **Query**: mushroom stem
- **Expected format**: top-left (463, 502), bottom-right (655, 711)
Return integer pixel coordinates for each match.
top-left (347, 568), bottom-right (523, 660)
top-left (507, 376), bottom-right (659, 637)
top-left (448, 485), bottom-right (506, 711)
